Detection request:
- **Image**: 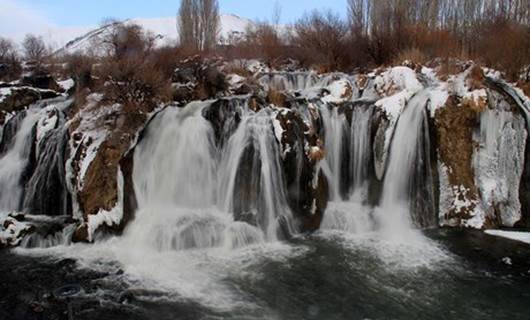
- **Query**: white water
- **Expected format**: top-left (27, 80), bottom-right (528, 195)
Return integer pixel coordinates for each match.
top-left (474, 108), bottom-right (526, 226)
top-left (218, 108), bottom-right (293, 240)
top-left (349, 105), bottom-right (374, 199)
top-left (0, 110), bottom-right (40, 212)
top-left (20, 101), bottom-right (303, 310)
top-left (319, 105), bottom-right (348, 200)
top-left (259, 72), bottom-right (320, 92)
top-left (132, 102), bottom-right (267, 251)
top-left (319, 102), bottom-right (376, 234)
top-left (375, 91), bottom-right (430, 241)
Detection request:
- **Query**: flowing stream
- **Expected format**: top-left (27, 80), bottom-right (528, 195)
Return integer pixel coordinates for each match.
top-left (2, 76), bottom-right (529, 319)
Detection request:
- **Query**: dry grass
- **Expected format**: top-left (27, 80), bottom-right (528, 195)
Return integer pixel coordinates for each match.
top-left (461, 96), bottom-right (488, 113)
top-left (393, 48), bottom-right (427, 66)
top-left (466, 65), bottom-right (486, 90)
top-left (267, 89), bottom-right (287, 107)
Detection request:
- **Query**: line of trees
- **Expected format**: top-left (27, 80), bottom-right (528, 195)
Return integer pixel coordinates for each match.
top-left (223, 0), bottom-right (530, 78)
top-left (178, 0), bottom-right (220, 51)
top-left (2, 0), bottom-right (529, 84)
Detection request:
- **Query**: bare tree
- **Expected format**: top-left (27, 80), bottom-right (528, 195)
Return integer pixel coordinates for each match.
top-left (99, 21), bottom-right (156, 59)
top-left (272, 1), bottom-right (282, 26)
top-left (0, 37), bottom-right (21, 80)
top-left (0, 37), bottom-right (17, 62)
top-left (293, 10), bottom-right (348, 70)
top-left (22, 34), bottom-right (48, 64)
top-left (177, 0), bottom-right (220, 51)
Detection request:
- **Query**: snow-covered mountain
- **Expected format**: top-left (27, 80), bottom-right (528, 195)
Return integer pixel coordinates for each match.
top-left (50, 14), bottom-right (253, 55)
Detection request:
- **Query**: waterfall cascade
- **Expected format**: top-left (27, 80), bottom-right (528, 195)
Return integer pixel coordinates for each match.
top-left (1, 65), bottom-right (527, 251)
top-left (375, 91), bottom-right (432, 237)
top-left (128, 101), bottom-right (293, 252)
top-left (0, 110), bottom-right (40, 212)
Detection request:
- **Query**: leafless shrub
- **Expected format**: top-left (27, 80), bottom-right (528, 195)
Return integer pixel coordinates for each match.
top-left (291, 10), bottom-right (348, 71)
top-left (22, 34), bottom-right (48, 67)
top-left (0, 37), bottom-right (21, 81)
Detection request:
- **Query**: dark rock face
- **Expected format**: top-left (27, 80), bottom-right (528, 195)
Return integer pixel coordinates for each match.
top-left (172, 57), bottom-right (228, 101)
top-left (231, 144), bottom-right (262, 225)
top-left (408, 105), bottom-right (437, 228)
top-left (0, 87), bottom-right (59, 114)
top-left (23, 109), bottom-right (72, 217)
top-left (77, 111), bottom-right (147, 219)
top-left (202, 98), bottom-right (244, 146)
top-left (118, 148), bottom-right (138, 232)
top-left (274, 105), bottom-right (329, 232)
top-left (21, 72), bottom-right (61, 92)
top-left (435, 95), bottom-right (480, 224)
top-left (0, 111), bottom-right (27, 154)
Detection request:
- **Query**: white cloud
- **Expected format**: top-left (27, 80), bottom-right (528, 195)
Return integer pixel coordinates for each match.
top-left (0, 0), bottom-right (94, 50)
top-left (0, 0), bottom-right (55, 42)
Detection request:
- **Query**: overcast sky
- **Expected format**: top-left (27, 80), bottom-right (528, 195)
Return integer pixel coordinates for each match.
top-left (0, 0), bottom-right (347, 40)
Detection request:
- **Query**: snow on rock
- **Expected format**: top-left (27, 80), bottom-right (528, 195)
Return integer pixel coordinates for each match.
top-left (322, 79), bottom-right (354, 103)
top-left (373, 66), bottom-right (423, 99)
top-left (58, 79), bottom-right (75, 92)
top-left (52, 14), bottom-right (254, 56)
top-left (0, 215), bottom-right (32, 248)
top-left (473, 99), bottom-right (527, 226)
top-left (438, 162), bottom-right (485, 228)
top-left (485, 230), bottom-right (530, 245)
top-left (226, 74), bottom-right (246, 88)
top-left (372, 68), bottom-right (424, 179)
top-left (426, 85), bottom-right (449, 117)
top-left (0, 87), bottom-right (12, 103)
top-left (65, 93), bottom-right (118, 219)
top-left (86, 171), bottom-right (124, 241)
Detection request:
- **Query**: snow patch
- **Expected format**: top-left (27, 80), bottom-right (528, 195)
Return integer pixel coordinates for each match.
top-left (58, 78), bottom-right (75, 92)
top-left (485, 230), bottom-right (530, 245)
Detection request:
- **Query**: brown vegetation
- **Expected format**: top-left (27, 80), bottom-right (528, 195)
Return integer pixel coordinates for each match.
top-left (0, 37), bottom-right (21, 81)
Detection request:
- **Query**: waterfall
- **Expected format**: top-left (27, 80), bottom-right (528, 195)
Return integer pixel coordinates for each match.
top-left (319, 104), bottom-right (349, 200)
top-left (258, 72), bottom-right (320, 92)
top-left (23, 109), bottom-right (71, 216)
top-left (218, 108), bottom-right (293, 240)
top-left (349, 104), bottom-right (374, 199)
top-left (376, 90), bottom-right (431, 237)
top-left (128, 100), bottom-right (291, 252)
top-left (0, 110), bottom-right (40, 212)
top-left (319, 102), bottom-right (376, 233)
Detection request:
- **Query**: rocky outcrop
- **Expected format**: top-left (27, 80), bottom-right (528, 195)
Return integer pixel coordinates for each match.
top-left (172, 57), bottom-right (228, 102)
top-left (273, 106), bottom-right (328, 232)
top-left (0, 86), bottom-right (59, 115)
top-left (435, 95), bottom-right (481, 227)
top-left (3, 60), bottom-right (530, 248)
top-left (66, 94), bottom-right (154, 241)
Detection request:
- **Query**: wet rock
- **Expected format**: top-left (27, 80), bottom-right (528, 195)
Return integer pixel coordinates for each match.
top-left (68, 96), bottom-right (152, 239)
top-left (274, 108), bottom-right (329, 232)
top-left (72, 223), bottom-right (89, 243)
top-left (21, 71), bottom-right (62, 92)
top-left (118, 148), bottom-right (138, 232)
top-left (373, 113), bottom-right (390, 181)
top-left (173, 56), bottom-right (228, 100)
top-left (0, 87), bottom-right (60, 114)
top-left (202, 98), bottom-right (245, 146)
top-left (435, 95), bottom-right (481, 226)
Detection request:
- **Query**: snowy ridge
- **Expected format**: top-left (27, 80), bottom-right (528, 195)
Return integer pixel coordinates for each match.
top-left (53, 14), bottom-right (254, 56)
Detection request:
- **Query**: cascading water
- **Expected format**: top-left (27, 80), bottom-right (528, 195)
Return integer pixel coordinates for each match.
top-left (0, 110), bottom-right (40, 212)
top-left (319, 102), bottom-right (376, 233)
top-left (375, 91), bottom-right (432, 238)
top-left (23, 108), bottom-right (71, 217)
top-left (218, 108), bottom-right (294, 240)
top-left (349, 104), bottom-right (374, 199)
top-left (259, 72), bottom-right (320, 92)
top-left (129, 100), bottom-right (293, 252)
top-left (319, 104), bottom-right (349, 200)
